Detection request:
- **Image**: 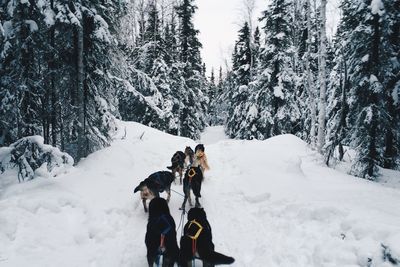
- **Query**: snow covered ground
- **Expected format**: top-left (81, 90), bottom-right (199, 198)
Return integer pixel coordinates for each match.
top-left (1, 122), bottom-right (399, 267)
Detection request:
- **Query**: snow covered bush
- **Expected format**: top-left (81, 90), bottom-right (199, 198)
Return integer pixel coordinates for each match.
top-left (0, 136), bottom-right (73, 182)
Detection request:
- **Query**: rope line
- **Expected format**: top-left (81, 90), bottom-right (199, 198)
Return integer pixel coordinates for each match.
top-left (170, 188), bottom-right (185, 198)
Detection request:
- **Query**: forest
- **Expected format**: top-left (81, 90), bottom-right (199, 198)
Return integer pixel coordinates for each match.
top-left (0, 0), bottom-right (399, 180)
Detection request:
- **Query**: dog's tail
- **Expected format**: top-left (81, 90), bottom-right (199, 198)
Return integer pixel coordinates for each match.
top-left (204, 251), bottom-right (235, 265)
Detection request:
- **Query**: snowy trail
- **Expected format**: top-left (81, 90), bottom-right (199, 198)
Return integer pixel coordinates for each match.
top-left (1, 123), bottom-right (400, 267)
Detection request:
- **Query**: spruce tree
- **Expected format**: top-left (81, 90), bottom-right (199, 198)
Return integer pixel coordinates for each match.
top-left (175, 0), bottom-right (207, 139)
top-left (226, 22), bottom-right (253, 138)
top-left (339, 0), bottom-right (397, 178)
top-left (252, 0), bottom-right (299, 139)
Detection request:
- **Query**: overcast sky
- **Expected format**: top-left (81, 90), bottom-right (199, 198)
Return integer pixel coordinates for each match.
top-left (193, 0), bottom-right (340, 77)
top-left (194, 0), bottom-right (263, 77)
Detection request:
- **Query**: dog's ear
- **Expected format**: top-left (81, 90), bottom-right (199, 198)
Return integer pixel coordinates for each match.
top-left (133, 181), bottom-right (145, 193)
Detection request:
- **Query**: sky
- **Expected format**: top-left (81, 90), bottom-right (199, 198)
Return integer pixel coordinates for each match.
top-left (194, 0), bottom-right (263, 77)
top-left (194, 0), bottom-right (341, 77)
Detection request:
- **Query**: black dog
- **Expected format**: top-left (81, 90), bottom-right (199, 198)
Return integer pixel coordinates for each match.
top-left (167, 151), bottom-right (186, 184)
top-left (181, 166), bottom-right (203, 209)
top-left (179, 208), bottom-right (235, 267)
top-left (134, 171), bottom-right (175, 212)
top-left (145, 198), bottom-right (179, 267)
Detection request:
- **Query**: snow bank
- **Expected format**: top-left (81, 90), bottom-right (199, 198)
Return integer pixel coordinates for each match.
top-left (0, 136), bottom-right (73, 182)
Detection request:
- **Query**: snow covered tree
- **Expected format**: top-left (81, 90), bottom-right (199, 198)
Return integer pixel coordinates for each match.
top-left (226, 22), bottom-right (254, 138)
top-left (0, 0), bottom-right (124, 161)
top-left (175, 0), bottom-right (207, 139)
top-left (250, 0), bottom-right (300, 139)
top-left (336, 0), bottom-right (399, 178)
top-left (251, 26), bottom-right (261, 77)
top-left (324, 36), bottom-right (349, 166)
top-left (0, 0), bottom-right (44, 145)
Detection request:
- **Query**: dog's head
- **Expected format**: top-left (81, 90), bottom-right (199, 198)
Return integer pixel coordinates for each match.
top-left (187, 207), bottom-right (207, 221)
top-left (185, 146), bottom-right (194, 156)
top-left (148, 197), bottom-right (170, 218)
top-left (195, 144), bottom-right (205, 153)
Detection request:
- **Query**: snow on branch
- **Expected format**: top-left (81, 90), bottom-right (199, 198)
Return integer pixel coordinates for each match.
top-left (0, 136), bottom-right (73, 182)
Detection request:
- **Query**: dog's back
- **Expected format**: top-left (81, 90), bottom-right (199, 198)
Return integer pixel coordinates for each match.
top-left (168, 151), bottom-right (185, 169)
top-left (183, 166), bottom-right (203, 197)
top-left (146, 198), bottom-right (179, 266)
top-left (148, 171), bottom-right (174, 187)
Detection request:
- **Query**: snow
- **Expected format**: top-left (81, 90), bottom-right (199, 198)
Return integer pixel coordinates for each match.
top-left (393, 81), bottom-right (399, 105)
top-left (362, 54), bottom-right (369, 62)
top-left (25, 20), bottom-right (38, 32)
top-left (370, 0), bottom-right (385, 16)
top-left (1, 122), bottom-right (400, 266)
top-left (200, 126), bottom-right (228, 145)
top-left (44, 8), bottom-right (56, 26)
top-left (275, 32), bottom-right (285, 40)
top-left (273, 84), bottom-right (284, 99)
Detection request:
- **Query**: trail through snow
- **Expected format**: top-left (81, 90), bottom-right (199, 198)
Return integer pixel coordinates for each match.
top-left (0, 123), bottom-right (399, 267)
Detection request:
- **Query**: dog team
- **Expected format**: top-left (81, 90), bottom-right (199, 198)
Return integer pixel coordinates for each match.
top-left (134, 144), bottom-right (235, 267)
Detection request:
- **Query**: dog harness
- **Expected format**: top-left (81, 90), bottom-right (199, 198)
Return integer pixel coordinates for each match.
top-left (186, 219), bottom-right (203, 256)
top-left (157, 215), bottom-right (172, 253)
top-left (188, 168), bottom-right (197, 182)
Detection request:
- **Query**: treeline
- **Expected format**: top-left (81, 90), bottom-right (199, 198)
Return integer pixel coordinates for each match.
top-left (215, 0), bottom-right (399, 179)
top-left (0, 0), bottom-right (208, 161)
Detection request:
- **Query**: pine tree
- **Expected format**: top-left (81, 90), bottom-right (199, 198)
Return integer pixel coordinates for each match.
top-left (226, 22), bottom-right (253, 138)
top-left (339, 0), bottom-right (397, 178)
top-left (0, 0), bottom-right (124, 161)
top-left (175, 0), bottom-right (207, 139)
top-left (207, 68), bottom-right (218, 125)
top-left (325, 35), bottom-right (349, 166)
top-left (251, 26), bottom-right (261, 77)
top-left (251, 0), bottom-right (299, 139)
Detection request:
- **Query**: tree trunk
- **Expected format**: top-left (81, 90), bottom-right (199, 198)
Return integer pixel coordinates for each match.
top-left (50, 0), bottom-right (58, 147)
top-left (306, 0), bottom-right (316, 147)
top-left (338, 56), bottom-right (348, 161)
top-left (77, 17), bottom-right (86, 160)
top-left (317, 0), bottom-right (327, 153)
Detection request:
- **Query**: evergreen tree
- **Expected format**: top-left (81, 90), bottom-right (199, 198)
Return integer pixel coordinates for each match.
top-left (335, 0), bottom-right (399, 178)
top-left (207, 68), bottom-right (218, 125)
top-left (226, 22), bottom-right (253, 138)
top-left (0, 0), bottom-right (124, 161)
top-left (251, 0), bottom-right (300, 139)
top-left (251, 26), bottom-right (261, 76)
top-left (175, 0), bottom-right (207, 139)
